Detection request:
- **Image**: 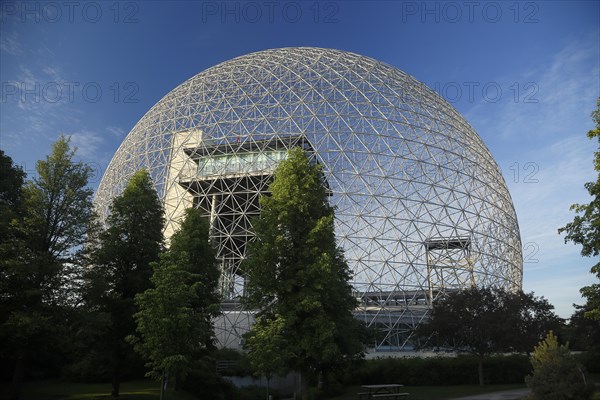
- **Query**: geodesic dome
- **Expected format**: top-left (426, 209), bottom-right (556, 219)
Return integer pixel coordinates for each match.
top-left (95, 47), bottom-right (522, 350)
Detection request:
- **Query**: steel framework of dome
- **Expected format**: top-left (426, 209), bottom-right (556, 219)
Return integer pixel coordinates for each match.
top-left (95, 47), bottom-right (522, 351)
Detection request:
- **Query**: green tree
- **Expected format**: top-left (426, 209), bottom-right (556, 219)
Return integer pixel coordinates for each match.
top-left (0, 150), bottom-right (28, 400)
top-left (243, 147), bottom-right (364, 396)
top-left (85, 169), bottom-right (164, 397)
top-left (23, 136), bottom-right (95, 267)
top-left (564, 305), bottom-right (600, 351)
top-left (414, 287), bottom-right (561, 386)
top-left (244, 315), bottom-right (290, 399)
top-left (559, 98), bottom-right (600, 321)
top-left (525, 331), bottom-right (594, 400)
top-left (129, 208), bottom-right (219, 400)
top-left (0, 149), bottom-right (26, 233)
top-left (500, 289), bottom-right (563, 355)
top-left (0, 137), bottom-right (94, 399)
top-left (0, 150), bottom-right (26, 287)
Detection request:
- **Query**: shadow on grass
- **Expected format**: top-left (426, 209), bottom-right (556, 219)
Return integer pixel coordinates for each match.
top-left (1, 380), bottom-right (197, 400)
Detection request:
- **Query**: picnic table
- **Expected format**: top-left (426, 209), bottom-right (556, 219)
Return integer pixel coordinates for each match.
top-left (358, 384), bottom-right (409, 399)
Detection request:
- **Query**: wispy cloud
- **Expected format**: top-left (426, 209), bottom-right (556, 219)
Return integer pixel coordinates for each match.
top-left (505, 118), bottom-right (597, 292)
top-left (465, 34), bottom-right (600, 317)
top-left (1, 30), bottom-right (113, 173)
top-left (68, 130), bottom-right (105, 159)
top-left (509, 135), bottom-right (594, 238)
top-left (35, 42), bottom-right (57, 59)
top-left (0, 30), bottom-right (22, 56)
top-left (7, 64), bottom-right (81, 130)
top-left (466, 32), bottom-right (600, 141)
top-left (107, 126), bottom-right (125, 138)
top-left (42, 65), bottom-right (64, 82)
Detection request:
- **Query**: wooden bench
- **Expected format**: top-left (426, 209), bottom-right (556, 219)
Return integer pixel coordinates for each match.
top-left (358, 392), bottom-right (409, 399)
top-left (359, 384), bottom-right (409, 399)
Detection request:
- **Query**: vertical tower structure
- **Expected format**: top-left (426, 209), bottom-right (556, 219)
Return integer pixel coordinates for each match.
top-left (177, 135), bottom-right (313, 298)
top-left (95, 47), bottom-right (523, 350)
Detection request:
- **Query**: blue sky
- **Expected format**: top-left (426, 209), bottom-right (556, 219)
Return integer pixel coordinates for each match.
top-left (1, 0), bottom-right (598, 318)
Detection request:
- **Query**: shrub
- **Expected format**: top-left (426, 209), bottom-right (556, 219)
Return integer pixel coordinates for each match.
top-left (575, 349), bottom-right (600, 374)
top-left (342, 354), bottom-right (530, 386)
top-left (212, 348), bottom-right (254, 377)
top-left (182, 358), bottom-right (238, 400)
top-left (60, 353), bottom-right (112, 383)
top-left (525, 331), bottom-right (594, 400)
top-left (484, 355), bottom-right (532, 384)
top-left (236, 385), bottom-right (280, 400)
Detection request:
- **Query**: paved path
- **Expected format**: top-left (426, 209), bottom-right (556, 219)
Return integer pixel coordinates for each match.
top-left (448, 388), bottom-right (530, 400)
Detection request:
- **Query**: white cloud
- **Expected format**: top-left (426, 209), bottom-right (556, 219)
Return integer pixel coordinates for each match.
top-left (7, 64), bottom-right (82, 133)
top-left (68, 130), bottom-right (104, 159)
top-left (107, 126), bottom-right (125, 137)
top-left (509, 134), bottom-right (595, 245)
top-left (0, 30), bottom-right (22, 56)
top-left (16, 65), bottom-right (37, 88)
top-left (466, 33), bottom-right (600, 141)
top-left (42, 65), bottom-right (65, 82)
top-left (464, 34), bottom-right (600, 317)
top-left (505, 130), bottom-right (597, 316)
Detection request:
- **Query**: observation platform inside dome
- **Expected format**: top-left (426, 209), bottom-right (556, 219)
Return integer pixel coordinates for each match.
top-left (176, 135), bottom-right (327, 299)
top-left (424, 236), bottom-right (471, 251)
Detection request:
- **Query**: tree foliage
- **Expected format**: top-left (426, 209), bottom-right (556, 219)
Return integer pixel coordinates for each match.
top-left (23, 136), bottom-right (95, 265)
top-left (0, 150), bottom-right (28, 399)
top-left (559, 98), bottom-right (600, 321)
top-left (414, 286), bottom-right (561, 386)
top-left (0, 150), bottom-right (27, 305)
top-left (244, 315), bottom-right (290, 379)
top-left (500, 289), bottom-right (563, 354)
top-left (243, 147), bottom-right (364, 391)
top-left (564, 305), bottom-right (600, 351)
top-left (129, 208), bottom-right (219, 399)
top-left (0, 137), bottom-right (94, 399)
top-left (525, 331), bottom-right (594, 400)
top-left (0, 149), bottom-right (26, 237)
top-left (84, 169), bottom-right (164, 397)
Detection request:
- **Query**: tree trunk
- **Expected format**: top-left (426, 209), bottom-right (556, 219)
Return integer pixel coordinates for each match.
top-left (300, 370), bottom-right (311, 400)
top-left (298, 370), bottom-right (303, 400)
top-left (478, 357), bottom-right (484, 386)
top-left (159, 373), bottom-right (165, 400)
top-left (111, 366), bottom-right (121, 397)
top-left (317, 370), bottom-right (324, 390)
top-left (266, 376), bottom-right (270, 400)
top-left (10, 351), bottom-right (26, 400)
top-left (298, 371), bottom-right (307, 400)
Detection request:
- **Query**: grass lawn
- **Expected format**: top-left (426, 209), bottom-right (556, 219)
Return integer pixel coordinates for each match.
top-left (5, 375), bottom-right (599, 400)
top-left (326, 383), bottom-right (527, 400)
top-left (3, 380), bottom-right (197, 400)
top-left (4, 380), bottom-right (529, 400)
top-left (327, 372), bottom-right (600, 400)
